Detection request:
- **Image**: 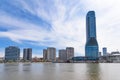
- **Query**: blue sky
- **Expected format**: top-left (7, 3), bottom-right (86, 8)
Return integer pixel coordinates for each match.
top-left (0, 0), bottom-right (120, 57)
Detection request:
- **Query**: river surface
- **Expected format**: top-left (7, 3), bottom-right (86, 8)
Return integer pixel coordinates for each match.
top-left (0, 63), bottom-right (120, 80)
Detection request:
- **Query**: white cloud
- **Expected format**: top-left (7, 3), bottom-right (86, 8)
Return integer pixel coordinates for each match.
top-left (0, 0), bottom-right (120, 57)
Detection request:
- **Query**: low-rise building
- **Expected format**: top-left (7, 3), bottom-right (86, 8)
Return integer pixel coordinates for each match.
top-left (100, 51), bottom-right (120, 63)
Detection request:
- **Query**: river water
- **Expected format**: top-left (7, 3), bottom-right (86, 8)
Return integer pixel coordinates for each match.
top-left (0, 63), bottom-right (120, 80)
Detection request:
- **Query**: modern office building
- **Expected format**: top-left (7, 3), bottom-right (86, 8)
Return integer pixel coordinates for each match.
top-left (85, 11), bottom-right (99, 60)
top-left (23, 48), bottom-right (32, 61)
top-left (47, 47), bottom-right (56, 61)
top-left (103, 47), bottom-right (107, 56)
top-left (5, 46), bottom-right (20, 61)
top-left (59, 49), bottom-right (67, 62)
top-left (43, 49), bottom-right (47, 61)
top-left (66, 47), bottom-right (74, 60)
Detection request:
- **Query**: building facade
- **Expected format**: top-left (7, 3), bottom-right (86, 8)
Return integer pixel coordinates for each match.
top-left (99, 52), bottom-right (102, 57)
top-left (103, 47), bottom-right (107, 56)
top-left (59, 49), bottom-right (67, 62)
top-left (43, 49), bottom-right (47, 61)
top-left (66, 47), bottom-right (74, 60)
top-left (47, 47), bottom-right (56, 62)
top-left (85, 11), bottom-right (99, 60)
top-left (23, 48), bottom-right (32, 61)
top-left (5, 46), bottom-right (20, 61)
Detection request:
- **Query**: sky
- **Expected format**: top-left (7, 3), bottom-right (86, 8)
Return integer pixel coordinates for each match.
top-left (0, 0), bottom-right (120, 57)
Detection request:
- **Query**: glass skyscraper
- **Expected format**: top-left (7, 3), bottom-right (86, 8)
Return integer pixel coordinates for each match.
top-left (85, 11), bottom-right (99, 60)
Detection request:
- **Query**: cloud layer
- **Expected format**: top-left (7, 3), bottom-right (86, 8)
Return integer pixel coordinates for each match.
top-left (0, 0), bottom-right (120, 57)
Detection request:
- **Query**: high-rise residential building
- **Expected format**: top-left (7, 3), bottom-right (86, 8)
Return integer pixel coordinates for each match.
top-left (103, 47), bottom-right (107, 56)
top-left (5, 46), bottom-right (20, 61)
top-left (43, 49), bottom-right (47, 61)
top-left (23, 48), bottom-right (32, 61)
top-left (66, 47), bottom-right (74, 60)
top-left (59, 49), bottom-right (67, 61)
top-left (85, 11), bottom-right (99, 60)
top-left (47, 47), bottom-right (56, 61)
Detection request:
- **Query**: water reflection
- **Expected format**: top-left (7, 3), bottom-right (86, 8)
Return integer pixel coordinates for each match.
top-left (3, 63), bottom-right (19, 80)
top-left (1, 63), bottom-right (120, 80)
top-left (86, 63), bottom-right (101, 80)
top-left (3, 63), bottom-right (19, 72)
top-left (41, 63), bottom-right (75, 80)
top-left (22, 63), bottom-right (31, 72)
